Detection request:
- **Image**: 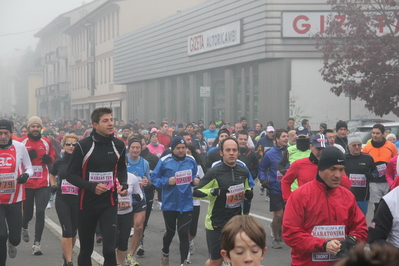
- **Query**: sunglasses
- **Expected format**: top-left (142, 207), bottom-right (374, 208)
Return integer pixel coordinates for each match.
top-left (65, 142), bottom-right (77, 147)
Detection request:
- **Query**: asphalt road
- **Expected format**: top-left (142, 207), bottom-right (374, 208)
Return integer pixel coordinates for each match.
top-left (7, 186), bottom-right (374, 266)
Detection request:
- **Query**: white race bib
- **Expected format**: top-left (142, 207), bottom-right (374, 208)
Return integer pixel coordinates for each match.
top-left (31, 165), bottom-right (43, 179)
top-left (0, 173), bottom-right (16, 194)
top-left (225, 183), bottom-right (244, 209)
top-left (175, 170), bottom-right (192, 186)
top-left (349, 174), bottom-right (366, 187)
top-left (89, 172), bottom-right (114, 190)
top-left (61, 179), bottom-right (79, 195)
top-left (377, 164), bottom-right (387, 177)
top-left (311, 225), bottom-right (345, 262)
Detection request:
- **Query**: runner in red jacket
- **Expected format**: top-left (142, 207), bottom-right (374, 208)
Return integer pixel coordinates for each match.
top-left (281, 145), bottom-right (352, 202)
top-left (18, 116), bottom-right (55, 255)
top-left (283, 146), bottom-right (367, 266)
top-left (0, 120), bottom-right (33, 264)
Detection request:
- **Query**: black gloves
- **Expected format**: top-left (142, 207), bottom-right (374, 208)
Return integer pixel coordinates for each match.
top-left (336, 236), bottom-right (357, 258)
top-left (133, 194), bottom-right (142, 202)
top-left (17, 173), bottom-right (29, 184)
top-left (245, 190), bottom-right (254, 200)
top-left (261, 180), bottom-right (271, 189)
top-left (28, 149), bottom-right (37, 159)
top-left (42, 154), bottom-right (52, 164)
top-left (120, 184), bottom-right (128, 191)
top-left (50, 185), bottom-right (58, 194)
top-left (210, 188), bottom-right (229, 196)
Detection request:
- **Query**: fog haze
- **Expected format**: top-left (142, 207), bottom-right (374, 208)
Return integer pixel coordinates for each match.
top-left (0, 0), bottom-right (91, 59)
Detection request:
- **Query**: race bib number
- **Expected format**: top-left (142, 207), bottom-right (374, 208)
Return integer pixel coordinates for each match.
top-left (175, 170), bottom-right (192, 186)
top-left (0, 173), bottom-right (16, 194)
top-left (118, 195), bottom-right (131, 210)
top-left (277, 171), bottom-right (283, 181)
top-left (61, 179), bottom-right (78, 195)
top-left (349, 174), bottom-right (366, 187)
top-left (31, 165), bottom-right (43, 179)
top-left (207, 138), bottom-right (215, 146)
top-left (376, 164), bottom-right (387, 177)
top-left (311, 225), bottom-right (345, 262)
top-left (226, 183), bottom-right (244, 209)
top-left (89, 172), bottom-right (114, 190)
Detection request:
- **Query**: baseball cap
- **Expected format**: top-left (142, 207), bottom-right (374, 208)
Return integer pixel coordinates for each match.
top-left (310, 134), bottom-right (329, 148)
top-left (296, 126), bottom-right (309, 137)
top-left (266, 126), bottom-right (275, 133)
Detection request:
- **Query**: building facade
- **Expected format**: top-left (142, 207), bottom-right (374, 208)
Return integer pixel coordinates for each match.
top-left (114, 0), bottom-right (398, 129)
top-left (63, 0), bottom-right (209, 122)
top-left (34, 0), bottom-right (107, 119)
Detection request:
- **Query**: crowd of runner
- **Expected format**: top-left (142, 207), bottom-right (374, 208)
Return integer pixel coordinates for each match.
top-left (1, 112), bottom-right (399, 266)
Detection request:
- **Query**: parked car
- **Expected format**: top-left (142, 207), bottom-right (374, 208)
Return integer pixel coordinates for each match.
top-left (346, 119), bottom-right (394, 133)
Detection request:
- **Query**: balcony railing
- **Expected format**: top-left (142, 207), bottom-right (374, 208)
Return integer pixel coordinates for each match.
top-left (44, 52), bottom-right (57, 64)
top-left (35, 82), bottom-right (70, 97)
top-left (56, 46), bottom-right (68, 59)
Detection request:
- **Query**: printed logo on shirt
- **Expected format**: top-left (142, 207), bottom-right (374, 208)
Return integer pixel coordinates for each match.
top-left (0, 157), bottom-right (13, 167)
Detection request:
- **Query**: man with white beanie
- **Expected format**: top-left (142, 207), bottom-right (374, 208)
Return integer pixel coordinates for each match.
top-left (344, 133), bottom-right (378, 215)
top-left (18, 116), bottom-right (56, 255)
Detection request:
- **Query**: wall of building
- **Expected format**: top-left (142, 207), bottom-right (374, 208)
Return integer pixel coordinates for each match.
top-left (27, 72), bottom-right (42, 117)
top-left (290, 59), bottom-right (399, 130)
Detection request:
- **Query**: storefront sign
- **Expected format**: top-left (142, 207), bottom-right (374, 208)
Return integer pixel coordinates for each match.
top-left (187, 21), bottom-right (241, 56)
top-left (200, 87), bottom-right (211, 97)
top-left (282, 11), bottom-right (399, 38)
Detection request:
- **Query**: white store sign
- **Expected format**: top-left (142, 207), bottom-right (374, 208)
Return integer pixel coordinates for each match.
top-left (187, 21), bottom-right (241, 56)
top-left (282, 11), bottom-right (399, 38)
top-left (200, 86), bottom-right (210, 97)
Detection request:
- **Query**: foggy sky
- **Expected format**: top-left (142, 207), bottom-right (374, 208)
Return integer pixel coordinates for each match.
top-left (0, 0), bottom-right (92, 59)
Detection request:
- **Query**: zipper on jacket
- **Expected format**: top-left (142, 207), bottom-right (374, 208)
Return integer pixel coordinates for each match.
top-left (231, 167), bottom-right (235, 182)
top-left (325, 190), bottom-right (331, 224)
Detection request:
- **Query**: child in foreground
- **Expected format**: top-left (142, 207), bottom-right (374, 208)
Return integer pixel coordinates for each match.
top-left (221, 215), bottom-right (267, 266)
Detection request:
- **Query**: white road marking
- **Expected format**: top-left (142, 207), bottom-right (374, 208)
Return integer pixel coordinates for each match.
top-left (45, 216), bottom-right (104, 265)
top-left (200, 200), bottom-right (273, 222)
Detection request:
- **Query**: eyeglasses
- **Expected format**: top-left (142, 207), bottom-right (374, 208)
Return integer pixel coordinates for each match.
top-left (351, 143), bottom-right (362, 147)
top-left (65, 142), bottom-right (77, 147)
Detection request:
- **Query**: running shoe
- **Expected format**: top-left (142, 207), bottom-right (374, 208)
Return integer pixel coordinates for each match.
top-left (186, 252), bottom-right (191, 264)
top-left (126, 254), bottom-right (139, 266)
top-left (271, 238), bottom-right (282, 249)
top-left (65, 263), bottom-right (74, 266)
top-left (46, 201), bottom-right (51, 209)
top-left (130, 227), bottom-right (134, 237)
top-left (160, 255), bottom-right (169, 266)
top-left (189, 240), bottom-right (195, 255)
top-left (8, 243), bottom-right (17, 258)
top-left (180, 259), bottom-right (189, 266)
top-left (136, 244), bottom-right (145, 256)
top-left (32, 241), bottom-right (43, 255)
top-left (22, 228), bottom-right (30, 243)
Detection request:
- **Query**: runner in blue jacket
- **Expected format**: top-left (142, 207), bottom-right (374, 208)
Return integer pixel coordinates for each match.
top-left (150, 136), bottom-right (198, 266)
